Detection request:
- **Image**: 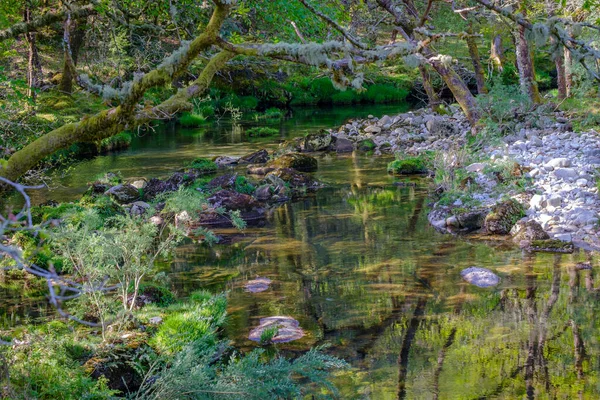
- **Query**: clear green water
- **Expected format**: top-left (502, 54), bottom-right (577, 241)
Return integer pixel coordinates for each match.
top-left (15, 104), bottom-right (600, 398)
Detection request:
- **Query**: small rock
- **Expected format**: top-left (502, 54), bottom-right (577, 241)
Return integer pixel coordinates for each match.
top-left (554, 168), bottom-right (578, 179)
top-left (545, 158), bottom-right (571, 168)
top-left (131, 179), bottom-right (147, 189)
top-left (130, 201), bottom-right (150, 216)
top-left (466, 163), bottom-right (487, 173)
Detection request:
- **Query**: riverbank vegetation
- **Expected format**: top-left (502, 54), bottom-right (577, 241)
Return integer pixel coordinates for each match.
top-left (1, 0), bottom-right (600, 398)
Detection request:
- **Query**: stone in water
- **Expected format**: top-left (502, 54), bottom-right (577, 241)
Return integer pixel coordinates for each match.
top-left (461, 267), bottom-right (500, 288)
top-left (248, 316), bottom-right (304, 343)
top-left (244, 277), bottom-right (272, 293)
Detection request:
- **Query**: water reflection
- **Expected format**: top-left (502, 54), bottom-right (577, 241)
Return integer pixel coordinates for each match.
top-left (165, 165), bottom-right (600, 398)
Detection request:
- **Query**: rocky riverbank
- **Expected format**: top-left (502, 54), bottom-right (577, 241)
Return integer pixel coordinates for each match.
top-left (315, 107), bottom-right (600, 252)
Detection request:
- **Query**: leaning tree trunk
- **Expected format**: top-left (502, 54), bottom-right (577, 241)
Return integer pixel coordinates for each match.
top-left (23, 6), bottom-right (42, 100)
top-left (490, 34), bottom-right (505, 72)
top-left (514, 13), bottom-right (542, 103)
top-left (429, 60), bottom-right (481, 124)
top-left (466, 23), bottom-right (488, 94)
top-left (418, 65), bottom-right (443, 113)
top-left (564, 45), bottom-right (573, 98)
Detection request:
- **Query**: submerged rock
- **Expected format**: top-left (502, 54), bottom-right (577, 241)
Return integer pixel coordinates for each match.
top-left (526, 239), bottom-right (575, 253)
top-left (248, 316), bottom-right (305, 343)
top-left (268, 168), bottom-right (320, 191)
top-left (268, 153), bottom-right (318, 172)
top-left (461, 267), bottom-right (500, 288)
top-left (105, 184), bottom-right (140, 204)
top-left (213, 155), bottom-right (239, 167)
top-left (334, 137), bottom-right (354, 153)
top-left (247, 166), bottom-right (276, 175)
top-left (245, 277), bottom-right (272, 293)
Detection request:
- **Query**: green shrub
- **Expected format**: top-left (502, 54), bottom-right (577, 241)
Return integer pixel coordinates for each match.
top-left (253, 107), bottom-right (284, 120)
top-left (246, 127), bottom-right (279, 137)
top-left (135, 283), bottom-right (175, 306)
top-left (364, 84), bottom-right (409, 103)
top-left (187, 158), bottom-right (218, 174)
top-left (6, 329), bottom-right (117, 399)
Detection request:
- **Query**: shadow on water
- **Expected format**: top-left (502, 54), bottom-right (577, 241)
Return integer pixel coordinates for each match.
top-left (7, 103), bottom-right (600, 398)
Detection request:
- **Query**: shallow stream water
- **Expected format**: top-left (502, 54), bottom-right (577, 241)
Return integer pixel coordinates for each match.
top-left (10, 104), bottom-right (600, 398)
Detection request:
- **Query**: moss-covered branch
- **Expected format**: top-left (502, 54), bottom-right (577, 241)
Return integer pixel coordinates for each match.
top-left (0, 2), bottom-right (231, 183)
top-left (0, 2), bottom-right (97, 42)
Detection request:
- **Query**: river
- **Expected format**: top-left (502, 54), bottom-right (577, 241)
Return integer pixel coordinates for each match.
top-left (11, 104), bottom-right (600, 398)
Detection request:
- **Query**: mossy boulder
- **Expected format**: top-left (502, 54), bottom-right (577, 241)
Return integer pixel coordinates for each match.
top-left (511, 220), bottom-right (550, 242)
top-left (187, 158), bottom-right (218, 175)
top-left (484, 199), bottom-right (525, 235)
top-left (105, 184), bottom-right (140, 204)
top-left (302, 130), bottom-right (332, 152)
top-left (84, 333), bottom-right (150, 393)
top-left (387, 157), bottom-right (428, 175)
top-left (268, 153), bottom-right (318, 172)
top-left (357, 139), bottom-right (376, 152)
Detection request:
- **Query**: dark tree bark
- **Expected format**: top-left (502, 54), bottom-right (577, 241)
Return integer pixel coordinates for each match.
top-left (554, 44), bottom-right (567, 100)
top-left (418, 65), bottom-right (442, 113)
top-left (514, 4), bottom-right (541, 103)
top-left (466, 22), bottom-right (488, 94)
top-left (58, 12), bottom-right (76, 94)
top-left (23, 5), bottom-right (42, 100)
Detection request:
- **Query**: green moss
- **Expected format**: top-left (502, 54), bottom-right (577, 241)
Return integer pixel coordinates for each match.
top-left (246, 127), bottom-right (279, 137)
top-left (234, 175), bottom-right (255, 195)
top-left (387, 157), bottom-right (428, 175)
top-left (187, 158), bottom-right (218, 174)
top-left (529, 239), bottom-right (574, 253)
top-left (358, 139), bottom-right (376, 152)
top-left (98, 131), bottom-right (132, 152)
top-left (178, 112), bottom-right (207, 127)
